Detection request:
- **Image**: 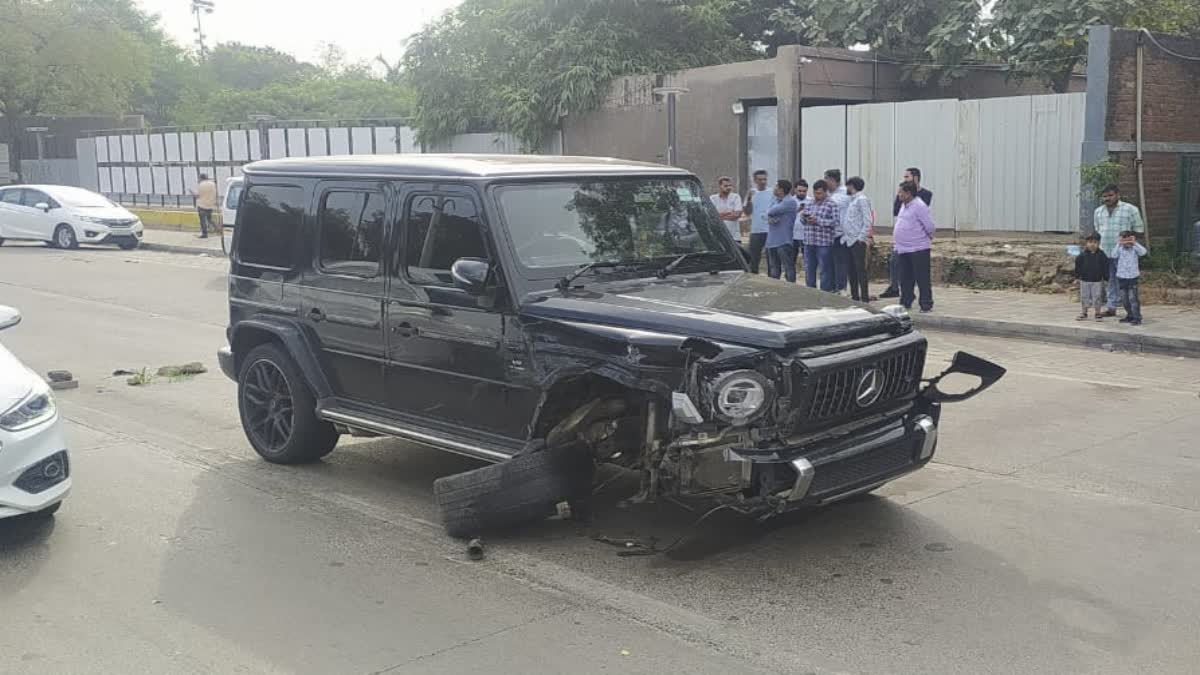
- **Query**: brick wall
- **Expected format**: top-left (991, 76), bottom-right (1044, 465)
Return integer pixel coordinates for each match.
top-left (1104, 29), bottom-right (1200, 245)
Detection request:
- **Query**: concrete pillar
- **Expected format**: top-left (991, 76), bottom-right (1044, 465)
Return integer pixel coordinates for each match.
top-left (775, 45), bottom-right (803, 181)
top-left (1080, 25), bottom-right (1113, 234)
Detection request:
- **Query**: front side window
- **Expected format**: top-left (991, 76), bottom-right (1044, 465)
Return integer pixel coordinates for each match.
top-left (318, 190), bottom-right (385, 277)
top-left (22, 190), bottom-right (52, 208)
top-left (237, 185), bottom-right (304, 269)
top-left (496, 178), bottom-right (735, 278)
top-left (403, 193), bottom-right (487, 286)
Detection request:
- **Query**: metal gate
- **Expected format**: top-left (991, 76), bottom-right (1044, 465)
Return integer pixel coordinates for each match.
top-left (1178, 154), bottom-right (1200, 255)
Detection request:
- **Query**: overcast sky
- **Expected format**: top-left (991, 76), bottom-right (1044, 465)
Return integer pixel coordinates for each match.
top-left (139, 0), bottom-right (463, 64)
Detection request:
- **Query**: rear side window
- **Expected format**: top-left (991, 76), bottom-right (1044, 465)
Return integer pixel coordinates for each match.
top-left (238, 185), bottom-right (304, 268)
top-left (225, 184), bottom-right (243, 210)
top-left (318, 190), bottom-right (386, 277)
top-left (0, 189), bottom-right (23, 205)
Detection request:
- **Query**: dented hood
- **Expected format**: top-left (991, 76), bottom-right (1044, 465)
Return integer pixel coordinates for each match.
top-left (520, 271), bottom-right (906, 350)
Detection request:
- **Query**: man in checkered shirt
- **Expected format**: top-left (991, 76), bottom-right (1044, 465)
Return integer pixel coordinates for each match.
top-left (800, 180), bottom-right (839, 291)
top-left (1093, 184), bottom-right (1145, 316)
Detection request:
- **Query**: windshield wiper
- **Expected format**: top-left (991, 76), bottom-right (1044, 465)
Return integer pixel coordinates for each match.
top-left (655, 251), bottom-right (733, 278)
top-left (556, 260), bottom-right (638, 292)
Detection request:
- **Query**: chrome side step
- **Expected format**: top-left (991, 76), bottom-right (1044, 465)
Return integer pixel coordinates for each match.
top-left (320, 409), bottom-right (515, 464)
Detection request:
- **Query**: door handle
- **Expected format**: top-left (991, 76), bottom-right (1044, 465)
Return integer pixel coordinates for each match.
top-left (307, 307), bottom-right (326, 322)
top-left (391, 321), bottom-right (418, 338)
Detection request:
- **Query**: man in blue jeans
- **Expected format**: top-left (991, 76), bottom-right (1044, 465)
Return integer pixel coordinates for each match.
top-left (765, 179), bottom-right (799, 282)
top-left (800, 180), bottom-right (838, 291)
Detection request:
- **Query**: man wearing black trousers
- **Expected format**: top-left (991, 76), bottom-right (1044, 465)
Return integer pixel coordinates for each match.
top-left (893, 181), bottom-right (936, 312)
top-left (742, 170), bottom-right (772, 274)
top-left (880, 167), bottom-right (933, 298)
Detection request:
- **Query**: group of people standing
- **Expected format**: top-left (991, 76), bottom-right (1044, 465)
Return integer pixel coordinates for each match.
top-left (710, 166), bottom-right (938, 312)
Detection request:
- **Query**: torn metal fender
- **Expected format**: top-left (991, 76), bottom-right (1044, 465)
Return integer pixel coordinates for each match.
top-left (921, 351), bottom-right (1007, 403)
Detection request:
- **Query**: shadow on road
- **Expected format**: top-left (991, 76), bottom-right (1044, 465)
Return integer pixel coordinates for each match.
top-left (0, 513), bottom-right (57, 597)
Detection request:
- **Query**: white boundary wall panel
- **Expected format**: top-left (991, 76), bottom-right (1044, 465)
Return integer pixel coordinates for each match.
top-left (286, 129), bottom-right (307, 157)
top-left (137, 167), bottom-right (153, 193)
top-left (107, 137), bottom-right (120, 162)
top-left (231, 130), bottom-right (249, 161)
top-left (846, 102), bottom-right (896, 228)
top-left (121, 135), bottom-right (136, 162)
top-left (152, 167), bottom-right (169, 194)
top-left (124, 167), bottom-right (139, 193)
top-left (399, 127), bottom-right (419, 154)
top-left (98, 167), bottom-right (112, 193)
top-left (150, 134), bottom-right (166, 163)
top-left (180, 133), bottom-right (197, 161)
top-left (215, 166), bottom-right (233, 186)
top-left (351, 127), bottom-right (374, 154)
top-left (168, 167), bottom-right (183, 194)
top-left (76, 138), bottom-right (99, 191)
top-left (249, 131), bottom-right (263, 161)
top-left (95, 137), bottom-right (109, 163)
top-left (165, 133), bottom-right (180, 162)
top-left (307, 128), bottom-right (328, 156)
top-left (374, 127), bottom-right (398, 154)
top-left (213, 131), bottom-right (231, 161)
top-left (268, 129), bottom-right (287, 158)
top-left (895, 99), bottom-right (958, 228)
top-left (955, 101), bottom-right (981, 231)
top-left (196, 132), bottom-right (214, 162)
top-left (110, 167), bottom-right (124, 193)
top-left (800, 105), bottom-right (846, 188)
top-left (1028, 93), bottom-right (1086, 232)
top-left (134, 134), bottom-right (149, 162)
top-left (975, 96), bottom-right (1032, 231)
top-left (329, 128), bottom-right (351, 155)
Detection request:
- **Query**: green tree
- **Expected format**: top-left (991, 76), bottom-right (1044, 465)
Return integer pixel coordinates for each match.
top-left (403, 0), bottom-right (755, 149)
top-left (0, 0), bottom-right (149, 178)
top-left (205, 42), bottom-right (320, 90)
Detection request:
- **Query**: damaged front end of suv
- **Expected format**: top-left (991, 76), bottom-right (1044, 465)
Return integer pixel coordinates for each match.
top-left (527, 306), bottom-right (1005, 520)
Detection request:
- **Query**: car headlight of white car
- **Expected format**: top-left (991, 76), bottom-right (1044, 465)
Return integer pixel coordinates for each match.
top-left (77, 215), bottom-right (108, 225)
top-left (709, 370), bottom-right (773, 425)
top-left (0, 387), bottom-right (57, 431)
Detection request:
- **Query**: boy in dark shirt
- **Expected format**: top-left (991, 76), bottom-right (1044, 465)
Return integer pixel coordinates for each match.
top-left (1074, 232), bottom-right (1109, 321)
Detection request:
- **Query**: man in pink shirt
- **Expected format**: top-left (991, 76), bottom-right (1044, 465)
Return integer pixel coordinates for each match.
top-left (893, 181), bottom-right (936, 312)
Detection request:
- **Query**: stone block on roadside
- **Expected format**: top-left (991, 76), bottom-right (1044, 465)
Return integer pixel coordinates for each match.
top-left (50, 379), bottom-right (80, 391)
top-left (47, 370), bottom-right (73, 382)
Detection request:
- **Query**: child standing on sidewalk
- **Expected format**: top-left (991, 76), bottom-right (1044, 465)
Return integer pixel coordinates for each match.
top-left (1073, 232), bottom-right (1109, 321)
top-left (1114, 230), bottom-right (1147, 325)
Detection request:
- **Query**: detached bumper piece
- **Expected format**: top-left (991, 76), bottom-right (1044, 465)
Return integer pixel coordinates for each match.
top-left (15, 450), bottom-right (70, 494)
top-left (217, 346), bottom-right (236, 381)
top-left (784, 415), bottom-right (936, 505)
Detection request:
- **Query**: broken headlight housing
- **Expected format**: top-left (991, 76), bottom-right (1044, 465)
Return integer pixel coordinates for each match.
top-left (0, 387), bottom-right (56, 432)
top-left (709, 370), bottom-right (773, 425)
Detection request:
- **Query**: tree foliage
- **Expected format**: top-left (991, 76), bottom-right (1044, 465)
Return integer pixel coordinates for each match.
top-left (404, 0), bottom-right (756, 149)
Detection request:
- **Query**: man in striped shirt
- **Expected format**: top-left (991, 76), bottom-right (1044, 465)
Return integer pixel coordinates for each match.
top-left (1093, 184), bottom-right (1145, 316)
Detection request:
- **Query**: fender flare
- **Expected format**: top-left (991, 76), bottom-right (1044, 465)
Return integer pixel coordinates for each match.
top-left (230, 317), bottom-right (333, 399)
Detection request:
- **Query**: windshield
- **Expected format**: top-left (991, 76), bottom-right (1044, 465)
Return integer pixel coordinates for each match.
top-left (226, 183), bottom-right (243, 210)
top-left (496, 178), bottom-right (737, 278)
top-left (53, 187), bottom-right (117, 208)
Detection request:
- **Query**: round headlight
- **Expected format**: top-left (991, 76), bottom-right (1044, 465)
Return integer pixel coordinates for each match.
top-left (710, 370), bottom-right (772, 424)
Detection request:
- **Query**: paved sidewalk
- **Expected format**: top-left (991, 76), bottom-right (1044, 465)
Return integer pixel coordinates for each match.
top-left (912, 286), bottom-right (1200, 357)
top-left (140, 227), bottom-right (225, 256)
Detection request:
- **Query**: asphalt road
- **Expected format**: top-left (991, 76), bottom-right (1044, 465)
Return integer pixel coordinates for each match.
top-left (1, 242), bottom-right (1198, 675)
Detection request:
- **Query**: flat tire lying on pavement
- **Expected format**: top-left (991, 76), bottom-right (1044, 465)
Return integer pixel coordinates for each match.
top-left (433, 443), bottom-right (595, 538)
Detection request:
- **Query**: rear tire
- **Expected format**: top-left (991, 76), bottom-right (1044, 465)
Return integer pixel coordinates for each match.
top-left (434, 443), bottom-right (595, 538)
top-left (237, 343), bottom-right (338, 464)
top-left (54, 225), bottom-right (78, 249)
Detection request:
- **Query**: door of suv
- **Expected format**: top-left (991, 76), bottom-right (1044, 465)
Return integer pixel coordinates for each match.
top-left (301, 181), bottom-right (390, 403)
top-left (384, 184), bottom-right (529, 440)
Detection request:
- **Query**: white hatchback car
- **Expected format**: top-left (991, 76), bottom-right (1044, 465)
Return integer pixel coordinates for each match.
top-left (0, 184), bottom-right (144, 250)
top-left (221, 176), bottom-right (244, 255)
top-left (0, 306), bottom-right (70, 520)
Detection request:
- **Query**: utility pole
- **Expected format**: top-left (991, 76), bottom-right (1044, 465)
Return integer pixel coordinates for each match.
top-left (191, 0), bottom-right (215, 59)
top-left (652, 86), bottom-right (688, 166)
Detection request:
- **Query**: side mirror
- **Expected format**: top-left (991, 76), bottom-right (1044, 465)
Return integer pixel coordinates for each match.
top-left (0, 305), bottom-right (21, 331)
top-left (450, 258), bottom-right (491, 296)
top-left (35, 202), bottom-right (50, 212)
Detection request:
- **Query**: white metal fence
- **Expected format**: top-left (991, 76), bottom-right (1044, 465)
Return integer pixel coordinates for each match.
top-left (800, 93), bottom-right (1086, 232)
top-left (76, 121), bottom-right (543, 207)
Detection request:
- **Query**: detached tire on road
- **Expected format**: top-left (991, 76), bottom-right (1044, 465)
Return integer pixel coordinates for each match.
top-left (237, 342), bottom-right (339, 464)
top-left (434, 444), bottom-right (595, 538)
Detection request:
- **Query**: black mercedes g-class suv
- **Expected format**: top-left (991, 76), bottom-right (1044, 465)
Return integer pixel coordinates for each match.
top-left (218, 155), bottom-right (1004, 536)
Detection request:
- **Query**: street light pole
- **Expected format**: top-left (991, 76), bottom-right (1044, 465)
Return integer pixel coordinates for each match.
top-left (653, 86), bottom-right (688, 166)
top-left (191, 0), bottom-right (215, 59)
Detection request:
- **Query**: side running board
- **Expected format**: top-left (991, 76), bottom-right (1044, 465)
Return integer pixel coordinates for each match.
top-left (318, 407), bottom-right (516, 464)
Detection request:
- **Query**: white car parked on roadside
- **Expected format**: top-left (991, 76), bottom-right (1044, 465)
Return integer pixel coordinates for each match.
top-left (221, 176), bottom-right (244, 255)
top-left (0, 184), bottom-right (144, 250)
top-left (0, 306), bottom-right (70, 520)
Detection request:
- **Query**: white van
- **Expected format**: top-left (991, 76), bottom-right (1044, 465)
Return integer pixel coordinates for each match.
top-left (221, 176), bottom-right (244, 255)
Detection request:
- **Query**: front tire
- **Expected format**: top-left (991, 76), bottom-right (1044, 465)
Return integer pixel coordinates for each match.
top-left (237, 343), bottom-right (338, 464)
top-left (54, 224), bottom-right (79, 249)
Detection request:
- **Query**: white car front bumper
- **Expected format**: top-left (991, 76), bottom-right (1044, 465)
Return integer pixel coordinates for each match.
top-left (0, 413), bottom-right (71, 518)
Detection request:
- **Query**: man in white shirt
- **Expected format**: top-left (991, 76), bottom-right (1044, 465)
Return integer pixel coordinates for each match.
top-left (742, 169), bottom-right (773, 274)
top-left (709, 176), bottom-right (744, 244)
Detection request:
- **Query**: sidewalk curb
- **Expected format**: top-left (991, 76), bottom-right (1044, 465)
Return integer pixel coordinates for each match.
top-left (914, 313), bottom-right (1200, 358)
top-left (140, 241), bottom-right (226, 257)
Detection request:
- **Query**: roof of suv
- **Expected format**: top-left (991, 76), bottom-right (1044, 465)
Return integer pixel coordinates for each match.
top-left (242, 154), bottom-right (693, 179)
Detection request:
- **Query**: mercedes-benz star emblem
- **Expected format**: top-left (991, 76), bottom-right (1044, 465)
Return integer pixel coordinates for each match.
top-left (855, 368), bottom-right (884, 408)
